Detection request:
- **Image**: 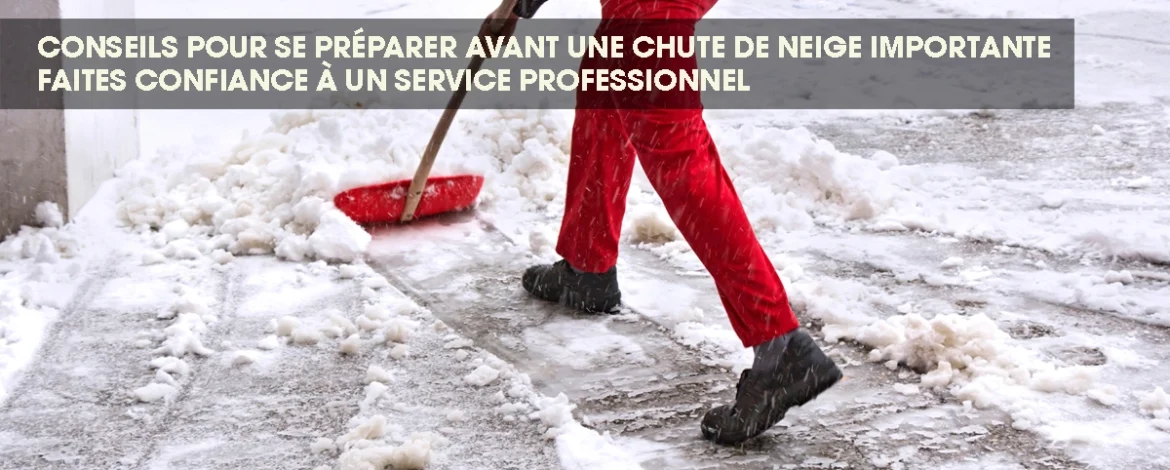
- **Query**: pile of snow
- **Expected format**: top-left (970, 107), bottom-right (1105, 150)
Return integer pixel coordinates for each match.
top-left (0, 202), bottom-right (83, 405)
top-left (625, 205), bottom-right (681, 245)
top-left (264, 263), bottom-right (425, 359)
top-left (1138, 387), bottom-right (1170, 420)
top-left (116, 107), bottom-right (936, 267)
top-left (822, 307), bottom-right (1110, 412)
top-left (466, 109), bottom-right (573, 214)
top-left (34, 201), bottom-right (64, 229)
top-left (132, 283), bottom-right (218, 404)
top-left (115, 110), bottom-right (409, 263)
top-left (332, 416), bottom-right (448, 470)
top-left (0, 203), bottom-right (81, 264)
top-left (711, 125), bottom-right (924, 233)
top-left (115, 108), bottom-right (572, 264)
top-left (131, 381), bottom-right (179, 403)
top-left (464, 365), bottom-right (501, 387)
top-left (549, 418), bottom-right (643, 469)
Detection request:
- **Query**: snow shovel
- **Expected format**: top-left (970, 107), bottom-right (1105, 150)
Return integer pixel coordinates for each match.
top-left (334, 0), bottom-right (518, 225)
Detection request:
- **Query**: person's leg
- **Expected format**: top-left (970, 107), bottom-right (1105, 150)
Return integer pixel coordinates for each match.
top-left (600, 17), bottom-right (791, 348)
top-left (606, 14), bottom-right (841, 445)
top-left (520, 22), bottom-right (636, 313)
top-left (622, 110), bottom-right (798, 346)
top-left (554, 106), bottom-right (637, 274)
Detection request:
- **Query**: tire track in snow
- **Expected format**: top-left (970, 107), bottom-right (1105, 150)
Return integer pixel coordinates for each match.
top-left (1, 246), bottom-right (564, 469)
top-left (120, 260), bottom-right (235, 470)
top-left (132, 257), bottom-right (360, 470)
top-left (0, 258), bottom-right (180, 469)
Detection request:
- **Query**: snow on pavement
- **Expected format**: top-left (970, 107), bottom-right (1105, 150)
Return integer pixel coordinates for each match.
top-left (606, 102), bottom-right (1170, 468)
top-left (786, 108), bottom-right (1170, 469)
top-left (0, 199), bottom-right (102, 406)
top-left (363, 208), bottom-right (1102, 469)
top-left (0, 189), bottom-right (589, 469)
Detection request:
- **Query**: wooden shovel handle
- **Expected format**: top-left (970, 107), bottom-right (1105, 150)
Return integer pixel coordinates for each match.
top-left (399, 0), bottom-right (519, 223)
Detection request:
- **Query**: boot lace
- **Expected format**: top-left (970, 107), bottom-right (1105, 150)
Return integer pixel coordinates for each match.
top-left (727, 368), bottom-right (752, 416)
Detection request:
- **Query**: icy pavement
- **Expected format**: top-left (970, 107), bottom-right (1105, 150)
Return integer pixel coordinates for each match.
top-left (359, 100), bottom-right (1167, 469)
top-left (365, 213), bottom-right (1095, 470)
top-left (0, 199), bottom-right (568, 469)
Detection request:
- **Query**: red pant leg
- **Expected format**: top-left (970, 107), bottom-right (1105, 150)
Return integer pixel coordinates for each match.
top-left (621, 109), bottom-right (799, 347)
top-left (556, 0), bottom-right (716, 273)
top-left (606, 16), bottom-right (800, 347)
top-left (554, 52), bottom-right (638, 273)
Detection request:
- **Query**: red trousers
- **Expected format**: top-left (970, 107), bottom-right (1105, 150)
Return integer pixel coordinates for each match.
top-left (554, 0), bottom-right (801, 347)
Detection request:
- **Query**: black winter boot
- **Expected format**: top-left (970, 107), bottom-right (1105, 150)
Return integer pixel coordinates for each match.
top-left (521, 259), bottom-right (622, 314)
top-left (700, 329), bottom-right (842, 445)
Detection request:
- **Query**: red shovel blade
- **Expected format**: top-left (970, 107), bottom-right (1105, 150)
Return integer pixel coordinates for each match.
top-left (333, 175), bottom-right (485, 225)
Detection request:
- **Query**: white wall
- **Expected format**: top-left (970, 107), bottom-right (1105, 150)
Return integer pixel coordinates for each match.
top-left (62, 110), bottom-right (140, 218)
top-left (60, 0), bottom-right (139, 219)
